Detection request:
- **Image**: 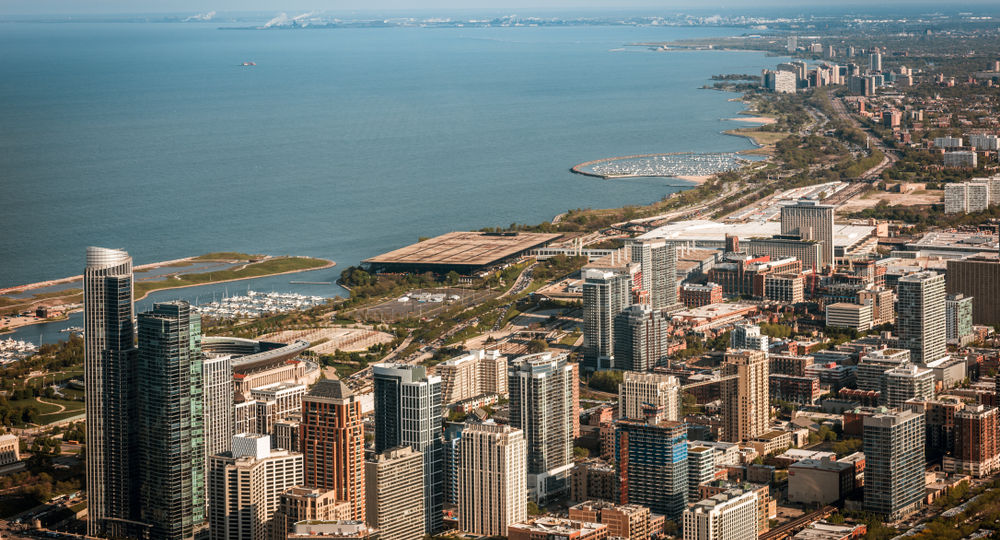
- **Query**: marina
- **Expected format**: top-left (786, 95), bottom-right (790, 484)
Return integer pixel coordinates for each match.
top-left (571, 152), bottom-right (748, 180)
top-left (194, 290), bottom-right (330, 319)
top-left (0, 338), bottom-right (38, 363)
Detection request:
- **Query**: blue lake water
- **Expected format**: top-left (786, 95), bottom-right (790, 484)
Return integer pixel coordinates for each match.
top-left (0, 22), bottom-right (787, 343)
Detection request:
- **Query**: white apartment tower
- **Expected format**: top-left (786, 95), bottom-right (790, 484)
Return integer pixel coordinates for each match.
top-left (458, 422), bottom-right (527, 537)
top-left (582, 268), bottom-right (631, 372)
top-left (437, 349), bottom-right (507, 404)
top-left (618, 371), bottom-right (681, 421)
top-left (208, 434), bottom-right (303, 540)
top-left (897, 271), bottom-right (947, 364)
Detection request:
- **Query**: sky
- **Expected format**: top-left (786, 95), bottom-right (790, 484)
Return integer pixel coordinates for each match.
top-left (2, 0), bottom-right (999, 16)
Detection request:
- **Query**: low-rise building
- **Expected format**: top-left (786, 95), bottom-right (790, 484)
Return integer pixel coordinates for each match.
top-left (0, 434), bottom-right (19, 466)
top-left (286, 521), bottom-right (379, 539)
top-left (508, 517), bottom-right (609, 540)
top-left (788, 457), bottom-right (856, 505)
top-left (569, 500), bottom-right (652, 540)
top-left (826, 302), bottom-right (873, 331)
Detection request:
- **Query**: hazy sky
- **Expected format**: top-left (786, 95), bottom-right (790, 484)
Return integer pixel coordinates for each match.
top-left (2, 0), bottom-right (997, 16)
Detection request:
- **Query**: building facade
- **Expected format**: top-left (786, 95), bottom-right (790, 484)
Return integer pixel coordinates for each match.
top-left (618, 371), bottom-right (681, 422)
top-left (371, 363), bottom-right (443, 533)
top-left (136, 301), bottom-right (206, 539)
top-left (301, 379), bottom-right (366, 520)
top-left (582, 269), bottom-right (631, 372)
top-left (365, 446), bottom-right (425, 540)
top-left (780, 200), bottom-right (835, 269)
top-left (83, 247), bottom-right (141, 538)
top-left (208, 435), bottom-right (303, 540)
top-left (458, 422), bottom-right (527, 537)
top-left (613, 305), bottom-right (669, 372)
top-left (721, 350), bottom-right (770, 442)
top-left (204, 354), bottom-right (234, 457)
top-left (863, 410), bottom-right (925, 520)
top-left (897, 272), bottom-right (947, 364)
top-left (682, 489), bottom-right (759, 540)
top-left (615, 420), bottom-right (688, 520)
top-left (508, 352), bottom-right (574, 502)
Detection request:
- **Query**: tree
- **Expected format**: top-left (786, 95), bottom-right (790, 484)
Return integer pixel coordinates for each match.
top-left (573, 446), bottom-right (590, 459)
top-left (526, 339), bottom-right (548, 354)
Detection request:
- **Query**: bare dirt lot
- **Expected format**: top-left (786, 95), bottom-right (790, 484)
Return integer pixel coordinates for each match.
top-left (836, 188), bottom-right (943, 214)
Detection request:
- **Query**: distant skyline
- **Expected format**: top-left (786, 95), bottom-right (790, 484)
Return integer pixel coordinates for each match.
top-left (3, 0), bottom-right (1000, 16)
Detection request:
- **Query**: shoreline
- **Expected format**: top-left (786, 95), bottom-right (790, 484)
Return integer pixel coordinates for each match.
top-left (1, 258), bottom-right (336, 332)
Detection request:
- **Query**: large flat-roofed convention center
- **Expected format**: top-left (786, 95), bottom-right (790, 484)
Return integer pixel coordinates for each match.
top-left (363, 231), bottom-right (561, 274)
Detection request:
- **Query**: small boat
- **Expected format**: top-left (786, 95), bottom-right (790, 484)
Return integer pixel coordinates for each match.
top-left (240, 61), bottom-right (256, 67)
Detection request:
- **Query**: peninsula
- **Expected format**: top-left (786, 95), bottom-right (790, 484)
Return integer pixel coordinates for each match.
top-left (0, 253), bottom-right (334, 332)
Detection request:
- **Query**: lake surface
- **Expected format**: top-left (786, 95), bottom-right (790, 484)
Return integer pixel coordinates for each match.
top-left (0, 21), bottom-right (786, 343)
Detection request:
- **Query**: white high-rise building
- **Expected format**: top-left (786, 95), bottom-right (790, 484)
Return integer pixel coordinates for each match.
top-left (582, 268), bottom-right (631, 372)
top-left (208, 434), bottom-right (303, 540)
top-left (365, 446), bottom-right (426, 540)
top-left (437, 349), bottom-right (507, 404)
top-left (628, 237), bottom-right (678, 309)
top-left (730, 324), bottom-right (768, 353)
top-left (969, 134), bottom-right (1000, 151)
top-left (619, 371), bottom-right (681, 421)
top-left (945, 182), bottom-right (991, 214)
top-left (683, 488), bottom-right (759, 540)
top-left (203, 355), bottom-right (234, 457)
top-left (508, 352), bottom-right (574, 502)
top-left (458, 422), bottom-right (527, 537)
top-left (897, 271), bottom-right (947, 364)
top-left (883, 365), bottom-right (934, 407)
top-left (83, 247), bottom-right (139, 539)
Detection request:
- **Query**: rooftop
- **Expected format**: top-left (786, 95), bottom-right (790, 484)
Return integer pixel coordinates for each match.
top-left (363, 231), bottom-right (560, 270)
top-left (638, 219), bottom-right (874, 249)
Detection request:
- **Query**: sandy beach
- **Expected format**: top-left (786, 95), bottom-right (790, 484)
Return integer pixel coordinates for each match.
top-left (727, 116), bottom-right (777, 124)
top-left (675, 175), bottom-right (712, 184)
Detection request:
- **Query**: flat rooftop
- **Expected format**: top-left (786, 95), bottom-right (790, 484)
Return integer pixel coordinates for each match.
top-left (908, 230), bottom-right (999, 255)
top-left (638, 219), bottom-right (874, 250)
top-left (363, 231), bottom-right (560, 271)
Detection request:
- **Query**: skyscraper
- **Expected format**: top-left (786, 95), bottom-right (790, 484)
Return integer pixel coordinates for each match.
top-left (946, 255), bottom-right (1000, 326)
top-left (508, 352), bottom-right (574, 502)
top-left (612, 305), bottom-right (669, 371)
top-left (371, 364), bottom-right (443, 533)
top-left (203, 355), bottom-right (234, 458)
top-left (780, 200), bottom-right (835, 269)
top-left (84, 247), bottom-right (140, 539)
top-left (897, 271), bottom-right (947, 364)
top-left (582, 268), bottom-right (631, 372)
top-left (301, 379), bottom-right (366, 520)
top-left (365, 446), bottom-right (426, 540)
top-left (614, 419), bottom-right (689, 520)
top-left (136, 301), bottom-right (206, 539)
top-left (458, 422), bottom-right (527, 537)
top-left (208, 434), bottom-right (303, 540)
top-left (618, 371), bottom-right (681, 422)
top-left (721, 350), bottom-right (770, 443)
top-left (628, 238), bottom-right (678, 309)
top-left (863, 409), bottom-right (925, 520)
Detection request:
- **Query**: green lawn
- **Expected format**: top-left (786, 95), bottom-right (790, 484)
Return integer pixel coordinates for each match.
top-left (134, 256), bottom-right (331, 299)
top-left (193, 252), bottom-right (259, 261)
